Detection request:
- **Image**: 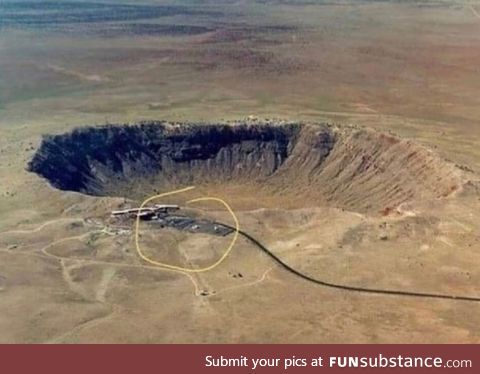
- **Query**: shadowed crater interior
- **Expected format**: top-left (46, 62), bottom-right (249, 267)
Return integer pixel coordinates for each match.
top-left (28, 121), bottom-right (464, 214)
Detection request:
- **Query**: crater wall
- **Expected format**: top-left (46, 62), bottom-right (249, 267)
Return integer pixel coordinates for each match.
top-left (28, 121), bottom-right (464, 214)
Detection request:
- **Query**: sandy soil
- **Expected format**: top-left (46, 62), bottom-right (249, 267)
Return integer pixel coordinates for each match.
top-left (0, 0), bottom-right (479, 343)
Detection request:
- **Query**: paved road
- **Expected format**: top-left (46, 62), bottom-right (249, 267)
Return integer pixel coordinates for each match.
top-left (224, 224), bottom-right (480, 303)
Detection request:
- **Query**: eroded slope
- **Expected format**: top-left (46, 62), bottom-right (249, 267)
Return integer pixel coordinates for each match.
top-left (28, 121), bottom-right (465, 214)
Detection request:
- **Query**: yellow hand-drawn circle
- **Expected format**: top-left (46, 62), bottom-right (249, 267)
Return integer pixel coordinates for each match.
top-left (134, 186), bottom-right (240, 273)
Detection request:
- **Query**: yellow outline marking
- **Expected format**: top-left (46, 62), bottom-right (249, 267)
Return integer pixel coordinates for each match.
top-left (134, 186), bottom-right (240, 273)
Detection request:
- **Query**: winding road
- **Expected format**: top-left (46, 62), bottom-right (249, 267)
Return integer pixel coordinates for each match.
top-left (223, 224), bottom-right (480, 303)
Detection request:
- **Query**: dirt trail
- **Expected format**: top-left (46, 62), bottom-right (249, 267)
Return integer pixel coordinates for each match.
top-left (469, 4), bottom-right (480, 19)
top-left (96, 267), bottom-right (116, 303)
top-left (0, 218), bottom-right (84, 236)
top-left (47, 305), bottom-right (118, 343)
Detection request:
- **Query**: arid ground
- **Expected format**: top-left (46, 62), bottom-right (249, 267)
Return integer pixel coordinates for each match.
top-left (1, 0), bottom-right (480, 343)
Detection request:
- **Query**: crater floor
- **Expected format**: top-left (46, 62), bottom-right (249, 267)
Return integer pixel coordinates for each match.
top-left (28, 121), bottom-right (465, 214)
